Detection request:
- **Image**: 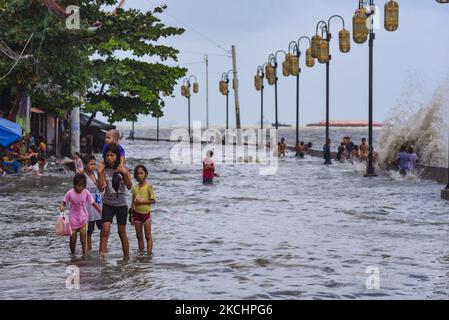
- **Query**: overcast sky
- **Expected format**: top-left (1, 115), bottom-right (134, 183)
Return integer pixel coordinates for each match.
top-left (98, 0), bottom-right (449, 128)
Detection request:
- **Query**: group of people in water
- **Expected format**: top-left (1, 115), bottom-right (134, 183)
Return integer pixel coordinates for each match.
top-left (59, 129), bottom-right (156, 258)
top-left (391, 145), bottom-right (419, 175)
top-left (335, 137), bottom-right (375, 163)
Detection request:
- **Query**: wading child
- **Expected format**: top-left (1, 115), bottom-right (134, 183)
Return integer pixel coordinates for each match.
top-left (102, 129), bottom-right (126, 167)
top-left (131, 165), bottom-right (156, 255)
top-left (83, 155), bottom-right (103, 252)
top-left (98, 144), bottom-right (132, 259)
top-left (23, 145), bottom-right (40, 176)
top-left (60, 173), bottom-right (101, 256)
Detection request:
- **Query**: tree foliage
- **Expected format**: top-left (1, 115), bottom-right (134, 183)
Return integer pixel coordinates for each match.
top-left (0, 0), bottom-right (186, 121)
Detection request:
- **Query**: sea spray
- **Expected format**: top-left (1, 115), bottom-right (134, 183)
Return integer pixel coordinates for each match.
top-left (378, 83), bottom-right (449, 168)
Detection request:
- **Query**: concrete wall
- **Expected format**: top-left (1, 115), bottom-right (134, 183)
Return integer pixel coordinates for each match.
top-left (132, 137), bottom-right (449, 187)
top-left (287, 146), bottom-right (449, 186)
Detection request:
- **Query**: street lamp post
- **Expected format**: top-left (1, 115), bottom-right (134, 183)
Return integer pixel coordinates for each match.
top-left (255, 65), bottom-right (266, 131)
top-left (288, 37), bottom-right (314, 147)
top-left (354, 0), bottom-right (399, 176)
top-left (266, 51), bottom-right (288, 130)
top-left (219, 71), bottom-right (233, 130)
top-left (156, 115), bottom-right (160, 143)
top-left (312, 16), bottom-right (350, 164)
top-left (181, 75), bottom-right (199, 143)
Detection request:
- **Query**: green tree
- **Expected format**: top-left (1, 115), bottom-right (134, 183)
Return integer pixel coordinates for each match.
top-left (0, 0), bottom-right (186, 122)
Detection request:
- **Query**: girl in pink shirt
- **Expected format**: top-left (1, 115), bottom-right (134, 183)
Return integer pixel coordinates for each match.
top-left (60, 173), bottom-right (101, 256)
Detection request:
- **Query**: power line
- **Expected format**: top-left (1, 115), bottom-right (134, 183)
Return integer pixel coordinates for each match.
top-left (0, 33), bottom-right (34, 81)
top-left (177, 61), bottom-right (205, 65)
top-left (149, 0), bottom-right (231, 57)
top-left (177, 50), bottom-right (228, 57)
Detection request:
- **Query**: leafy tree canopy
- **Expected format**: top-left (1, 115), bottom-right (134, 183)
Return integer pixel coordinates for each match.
top-left (0, 0), bottom-right (186, 121)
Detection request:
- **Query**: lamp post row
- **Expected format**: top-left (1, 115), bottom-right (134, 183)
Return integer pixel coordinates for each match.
top-left (177, 0), bottom-right (446, 179)
top-left (254, 0), bottom-right (401, 176)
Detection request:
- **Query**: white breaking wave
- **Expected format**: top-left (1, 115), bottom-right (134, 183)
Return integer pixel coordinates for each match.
top-left (378, 83), bottom-right (449, 168)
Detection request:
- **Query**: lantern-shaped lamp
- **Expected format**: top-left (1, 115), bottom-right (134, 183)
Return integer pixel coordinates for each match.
top-left (254, 75), bottom-right (262, 91)
top-left (353, 7), bottom-right (369, 44)
top-left (339, 28), bottom-right (351, 53)
top-left (193, 82), bottom-right (199, 94)
top-left (219, 80), bottom-right (228, 95)
top-left (282, 60), bottom-right (290, 77)
top-left (305, 48), bottom-right (315, 68)
top-left (185, 86), bottom-right (191, 97)
top-left (317, 40), bottom-right (329, 64)
top-left (181, 85), bottom-right (186, 97)
top-left (289, 54), bottom-right (300, 76)
top-left (311, 35), bottom-right (322, 58)
top-left (384, 0), bottom-right (399, 32)
top-left (265, 64), bottom-right (276, 86)
top-left (435, 0), bottom-right (449, 3)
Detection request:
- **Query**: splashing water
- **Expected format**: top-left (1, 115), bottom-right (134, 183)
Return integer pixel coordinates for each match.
top-left (378, 83), bottom-right (449, 168)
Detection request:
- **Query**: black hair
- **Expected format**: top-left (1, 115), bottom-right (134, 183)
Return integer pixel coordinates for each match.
top-left (408, 147), bottom-right (414, 153)
top-left (353, 145), bottom-right (359, 151)
top-left (83, 154), bottom-right (96, 165)
top-left (103, 143), bottom-right (121, 169)
top-left (29, 145), bottom-right (38, 153)
top-left (134, 165), bottom-right (148, 181)
top-left (74, 152), bottom-right (81, 158)
top-left (73, 173), bottom-right (86, 188)
top-left (362, 138), bottom-right (366, 142)
top-left (400, 145), bottom-right (407, 152)
top-left (209, 150), bottom-right (214, 157)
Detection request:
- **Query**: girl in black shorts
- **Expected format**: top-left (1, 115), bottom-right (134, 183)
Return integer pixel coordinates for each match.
top-left (98, 144), bottom-right (132, 258)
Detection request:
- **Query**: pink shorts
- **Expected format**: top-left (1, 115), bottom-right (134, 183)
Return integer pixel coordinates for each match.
top-left (133, 212), bottom-right (151, 224)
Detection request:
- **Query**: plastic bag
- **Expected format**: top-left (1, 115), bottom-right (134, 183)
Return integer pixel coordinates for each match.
top-left (55, 212), bottom-right (73, 236)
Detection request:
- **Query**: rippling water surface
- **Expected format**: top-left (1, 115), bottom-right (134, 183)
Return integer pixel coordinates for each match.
top-left (1, 137), bottom-right (449, 300)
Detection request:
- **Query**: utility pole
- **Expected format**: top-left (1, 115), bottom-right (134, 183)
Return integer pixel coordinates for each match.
top-left (231, 45), bottom-right (241, 143)
top-left (71, 92), bottom-right (81, 155)
top-left (205, 55), bottom-right (209, 129)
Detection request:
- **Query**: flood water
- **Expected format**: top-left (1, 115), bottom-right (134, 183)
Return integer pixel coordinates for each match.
top-left (1, 130), bottom-right (449, 300)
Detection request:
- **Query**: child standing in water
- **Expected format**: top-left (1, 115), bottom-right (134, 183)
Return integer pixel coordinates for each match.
top-left (98, 144), bottom-right (132, 259)
top-left (60, 173), bottom-right (101, 256)
top-left (102, 129), bottom-right (126, 167)
top-left (131, 165), bottom-right (156, 255)
top-left (83, 155), bottom-right (103, 252)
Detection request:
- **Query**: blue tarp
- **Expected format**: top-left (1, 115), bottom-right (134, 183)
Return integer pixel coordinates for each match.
top-left (0, 117), bottom-right (23, 148)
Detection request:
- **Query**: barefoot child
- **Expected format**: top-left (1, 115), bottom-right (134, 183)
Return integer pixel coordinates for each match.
top-left (83, 155), bottom-right (103, 252)
top-left (60, 173), bottom-right (101, 256)
top-left (102, 129), bottom-right (126, 167)
top-left (98, 144), bottom-right (132, 258)
top-left (131, 165), bottom-right (156, 255)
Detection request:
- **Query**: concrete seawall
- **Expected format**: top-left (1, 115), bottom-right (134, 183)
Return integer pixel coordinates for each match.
top-left (132, 137), bottom-right (449, 195)
top-left (286, 146), bottom-right (448, 183)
